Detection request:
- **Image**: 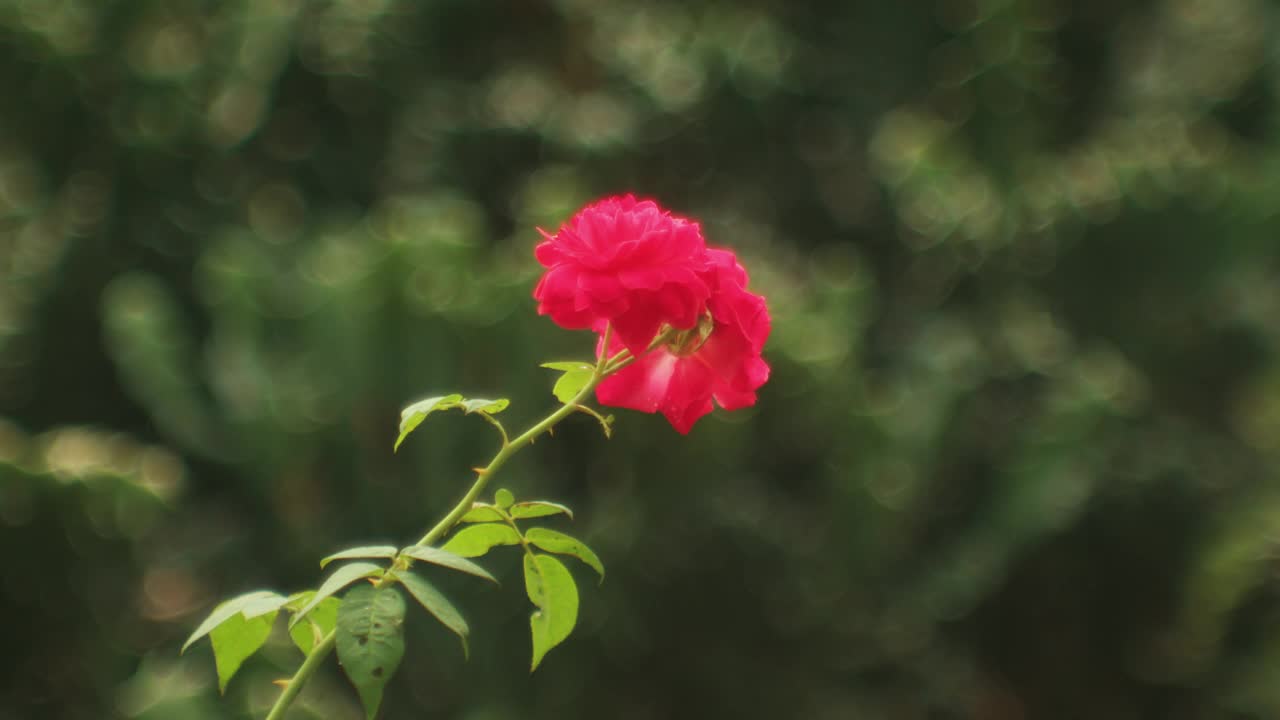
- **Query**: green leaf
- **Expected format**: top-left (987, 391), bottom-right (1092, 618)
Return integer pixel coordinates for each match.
top-left (525, 528), bottom-right (606, 582)
top-left (509, 501), bottom-right (574, 521)
top-left (319, 545), bottom-right (398, 569)
top-left (240, 594), bottom-right (288, 618)
top-left (291, 562), bottom-right (383, 628)
top-left (288, 595), bottom-right (341, 656)
top-left (540, 361), bottom-right (593, 372)
top-left (460, 397), bottom-right (509, 415)
top-left (182, 590), bottom-right (287, 653)
top-left (439, 523), bottom-right (522, 558)
top-left (399, 545), bottom-right (498, 583)
top-left (395, 394), bottom-right (510, 450)
top-left (395, 570), bottom-right (469, 657)
top-left (524, 553), bottom-right (579, 671)
top-left (335, 584), bottom-right (406, 720)
top-left (552, 369), bottom-right (593, 404)
top-left (460, 505), bottom-right (505, 523)
top-left (495, 488), bottom-right (515, 509)
top-left (395, 393), bottom-right (463, 451)
top-left (210, 609), bottom-right (277, 693)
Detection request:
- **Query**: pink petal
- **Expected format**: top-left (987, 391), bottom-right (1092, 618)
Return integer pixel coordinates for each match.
top-left (611, 305), bottom-right (666, 355)
top-left (596, 351), bottom-right (678, 412)
top-left (659, 358), bottom-right (717, 434)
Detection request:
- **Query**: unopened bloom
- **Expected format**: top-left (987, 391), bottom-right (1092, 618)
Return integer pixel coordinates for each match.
top-left (595, 248), bottom-right (770, 434)
top-left (533, 195), bottom-right (711, 354)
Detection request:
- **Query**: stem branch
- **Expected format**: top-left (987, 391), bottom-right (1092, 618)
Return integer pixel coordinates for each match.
top-left (262, 332), bottom-right (617, 719)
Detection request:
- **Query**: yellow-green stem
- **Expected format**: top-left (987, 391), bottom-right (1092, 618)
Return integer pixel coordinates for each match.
top-left (263, 631), bottom-right (335, 720)
top-left (263, 341), bottom-right (614, 720)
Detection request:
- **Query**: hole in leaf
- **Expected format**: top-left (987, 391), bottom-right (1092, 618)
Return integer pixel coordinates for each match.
top-left (357, 634), bottom-right (368, 646)
top-left (372, 667), bottom-right (384, 678)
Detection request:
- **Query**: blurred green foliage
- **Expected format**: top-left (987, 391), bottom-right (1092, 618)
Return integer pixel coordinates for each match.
top-left (2, 0), bottom-right (1280, 718)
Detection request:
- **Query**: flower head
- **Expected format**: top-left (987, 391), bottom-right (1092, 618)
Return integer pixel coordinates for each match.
top-left (595, 248), bottom-right (771, 434)
top-left (533, 195), bottom-right (712, 354)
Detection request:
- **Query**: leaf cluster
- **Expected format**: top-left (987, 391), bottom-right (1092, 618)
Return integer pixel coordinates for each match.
top-left (184, 487), bottom-right (601, 716)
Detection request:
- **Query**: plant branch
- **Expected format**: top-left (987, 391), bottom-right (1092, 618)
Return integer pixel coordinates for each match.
top-left (263, 632), bottom-right (336, 720)
top-left (262, 328), bottom-right (619, 720)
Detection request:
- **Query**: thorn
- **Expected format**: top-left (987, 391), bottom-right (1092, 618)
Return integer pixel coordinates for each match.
top-left (472, 467), bottom-right (488, 476)
top-left (272, 679), bottom-right (291, 689)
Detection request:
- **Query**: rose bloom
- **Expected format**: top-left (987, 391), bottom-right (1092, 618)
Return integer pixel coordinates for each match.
top-left (532, 195), bottom-right (712, 354)
top-left (595, 248), bottom-right (770, 434)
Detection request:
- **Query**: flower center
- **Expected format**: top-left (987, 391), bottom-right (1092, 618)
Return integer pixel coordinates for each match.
top-left (663, 311), bottom-right (715, 357)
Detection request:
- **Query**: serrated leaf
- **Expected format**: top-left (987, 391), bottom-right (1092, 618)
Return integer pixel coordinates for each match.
top-left (210, 609), bottom-right (276, 693)
top-left (335, 584), bottom-right (406, 720)
top-left (552, 369), bottom-right (593, 404)
top-left (396, 571), bottom-right (469, 657)
top-left (495, 488), bottom-right (515, 509)
top-left (525, 528), bottom-right (605, 582)
top-left (182, 590), bottom-right (286, 653)
top-left (540, 361), bottom-right (593, 372)
top-left (399, 545), bottom-right (498, 583)
top-left (525, 553), bottom-right (579, 671)
top-left (288, 596), bottom-right (341, 656)
top-left (460, 505), bottom-right (505, 523)
top-left (439, 523), bottom-right (522, 558)
top-left (320, 545), bottom-right (398, 569)
top-left (291, 562), bottom-right (383, 628)
top-left (395, 393), bottom-right (463, 450)
top-left (509, 501), bottom-right (574, 521)
top-left (461, 397), bottom-right (509, 415)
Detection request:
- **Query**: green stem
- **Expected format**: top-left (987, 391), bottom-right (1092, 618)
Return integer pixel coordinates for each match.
top-left (413, 363), bottom-right (608, 548)
top-left (264, 632), bottom-right (335, 720)
top-left (262, 340), bottom-right (614, 720)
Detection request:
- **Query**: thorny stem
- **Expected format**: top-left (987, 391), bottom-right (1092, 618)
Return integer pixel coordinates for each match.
top-left (263, 632), bottom-right (335, 720)
top-left (264, 324), bottom-right (633, 720)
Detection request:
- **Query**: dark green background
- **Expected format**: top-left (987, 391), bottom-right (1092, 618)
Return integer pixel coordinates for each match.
top-left (3, 1), bottom-right (1280, 718)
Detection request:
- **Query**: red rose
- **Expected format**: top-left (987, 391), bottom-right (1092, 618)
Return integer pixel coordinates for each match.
top-left (532, 195), bottom-right (712, 354)
top-left (595, 248), bottom-right (771, 434)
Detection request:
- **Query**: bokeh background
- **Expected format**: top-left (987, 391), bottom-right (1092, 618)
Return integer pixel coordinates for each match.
top-left (3, 0), bottom-right (1280, 718)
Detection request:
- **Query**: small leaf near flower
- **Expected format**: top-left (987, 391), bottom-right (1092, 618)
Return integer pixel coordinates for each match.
top-left (551, 369), bottom-right (593, 404)
top-left (540, 361), bottom-right (594, 372)
top-left (460, 397), bottom-right (509, 414)
top-left (395, 394), bottom-right (511, 450)
top-left (396, 394), bottom-right (463, 450)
